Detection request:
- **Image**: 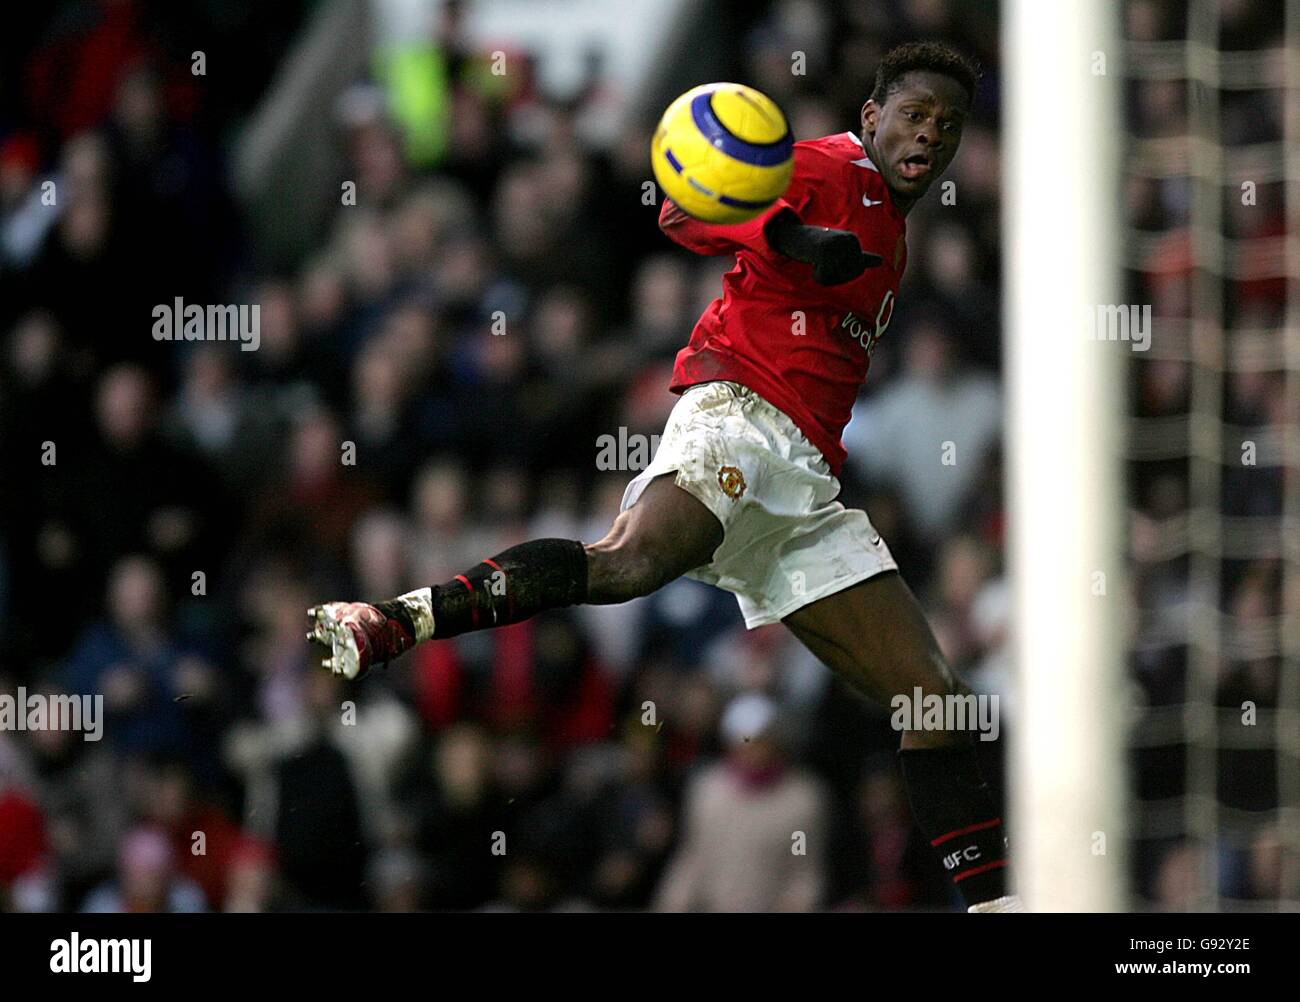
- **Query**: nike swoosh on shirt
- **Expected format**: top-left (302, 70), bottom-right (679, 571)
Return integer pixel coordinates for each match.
top-left (862, 194), bottom-right (882, 207)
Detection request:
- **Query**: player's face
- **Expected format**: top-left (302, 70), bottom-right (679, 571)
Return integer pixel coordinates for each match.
top-left (860, 70), bottom-right (969, 205)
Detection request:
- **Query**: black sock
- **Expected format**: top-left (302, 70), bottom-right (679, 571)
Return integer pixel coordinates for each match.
top-left (401, 538), bottom-right (589, 640)
top-left (898, 742), bottom-right (1010, 907)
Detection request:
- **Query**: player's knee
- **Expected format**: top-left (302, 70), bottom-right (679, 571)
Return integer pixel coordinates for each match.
top-left (586, 528), bottom-right (672, 602)
top-left (923, 650), bottom-right (965, 697)
top-left (897, 653), bottom-right (972, 750)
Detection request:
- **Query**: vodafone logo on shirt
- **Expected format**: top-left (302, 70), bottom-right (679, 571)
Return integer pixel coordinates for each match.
top-left (837, 290), bottom-right (895, 356)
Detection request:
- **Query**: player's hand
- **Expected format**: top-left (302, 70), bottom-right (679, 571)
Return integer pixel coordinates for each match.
top-left (811, 229), bottom-right (883, 285)
top-left (763, 209), bottom-right (883, 284)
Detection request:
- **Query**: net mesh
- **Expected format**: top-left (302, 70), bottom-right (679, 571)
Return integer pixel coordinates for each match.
top-left (1123, 0), bottom-right (1300, 910)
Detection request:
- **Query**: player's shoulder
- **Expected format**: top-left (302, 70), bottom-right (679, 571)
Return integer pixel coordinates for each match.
top-left (791, 133), bottom-right (875, 192)
top-left (793, 131), bottom-right (870, 164)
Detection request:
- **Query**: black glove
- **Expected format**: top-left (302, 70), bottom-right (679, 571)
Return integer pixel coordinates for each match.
top-left (810, 229), bottom-right (883, 285)
top-left (763, 208), bottom-right (883, 285)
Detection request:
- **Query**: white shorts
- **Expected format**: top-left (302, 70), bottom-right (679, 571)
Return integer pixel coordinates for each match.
top-left (620, 380), bottom-right (897, 628)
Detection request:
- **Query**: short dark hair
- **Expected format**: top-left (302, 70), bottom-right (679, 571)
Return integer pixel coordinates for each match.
top-left (870, 41), bottom-right (980, 106)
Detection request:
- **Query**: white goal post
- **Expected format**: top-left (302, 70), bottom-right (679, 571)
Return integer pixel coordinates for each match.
top-left (1004, 0), bottom-right (1127, 911)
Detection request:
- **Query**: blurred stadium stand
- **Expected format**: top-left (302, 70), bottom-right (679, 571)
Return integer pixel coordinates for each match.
top-left (8, 0), bottom-right (1283, 914)
top-left (0, 0), bottom-right (995, 914)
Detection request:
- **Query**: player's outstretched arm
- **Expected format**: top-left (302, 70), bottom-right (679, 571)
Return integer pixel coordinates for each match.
top-left (657, 197), bottom-right (752, 255)
top-left (762, 208), bottom-right (882, 285)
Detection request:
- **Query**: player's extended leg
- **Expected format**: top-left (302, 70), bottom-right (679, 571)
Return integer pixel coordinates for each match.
top-left (307, 474), bottom-right (722, 679)
top-left (782, 570), bottom-right (1020, 912)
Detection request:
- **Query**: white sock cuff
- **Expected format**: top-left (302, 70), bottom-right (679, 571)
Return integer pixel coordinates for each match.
top-left (967, 894), bottom-right (1024, 913)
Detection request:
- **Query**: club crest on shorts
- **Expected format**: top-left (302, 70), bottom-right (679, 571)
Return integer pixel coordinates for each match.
top-left (718, 465), bottom-right (747, 500)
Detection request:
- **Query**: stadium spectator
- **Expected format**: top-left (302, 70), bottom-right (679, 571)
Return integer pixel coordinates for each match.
top-left (81, 826), bottom-right (207, 913)
top-left (654, 694), bottom-right (829, 911)
top-left (844, 318), bottom-right (1001, 542)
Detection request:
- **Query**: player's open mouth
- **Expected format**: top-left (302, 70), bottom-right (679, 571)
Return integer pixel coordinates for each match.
top-left (898, 154), bottom-right (932, 180)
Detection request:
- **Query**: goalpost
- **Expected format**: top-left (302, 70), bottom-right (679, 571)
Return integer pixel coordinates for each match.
top-left (1004, 0), bottom-right (1127, 910)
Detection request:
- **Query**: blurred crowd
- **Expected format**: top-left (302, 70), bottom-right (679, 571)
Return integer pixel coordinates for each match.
top-left (0, 0), bottom-right (1285, 914)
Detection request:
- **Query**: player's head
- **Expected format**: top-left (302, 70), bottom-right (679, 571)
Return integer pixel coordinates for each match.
top-left (860, 41), bottom-right (980, 208)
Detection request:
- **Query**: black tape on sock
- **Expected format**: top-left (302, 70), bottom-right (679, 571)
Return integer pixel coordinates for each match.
top-left (430, 538), bottom-right (588, 639)
top-left (898, 743), bottom-right (1010, 907)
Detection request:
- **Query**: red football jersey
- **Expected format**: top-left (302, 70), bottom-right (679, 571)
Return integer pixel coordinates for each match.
top-left (660, 131), bottom-right (907, 476)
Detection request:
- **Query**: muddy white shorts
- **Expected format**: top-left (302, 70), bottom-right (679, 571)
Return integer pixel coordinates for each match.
top-left (620, 380), bottom-right (897, 628)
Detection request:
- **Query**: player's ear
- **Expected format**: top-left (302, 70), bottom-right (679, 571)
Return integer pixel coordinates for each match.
top-left (860, 99), bottom-right (880, 138)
